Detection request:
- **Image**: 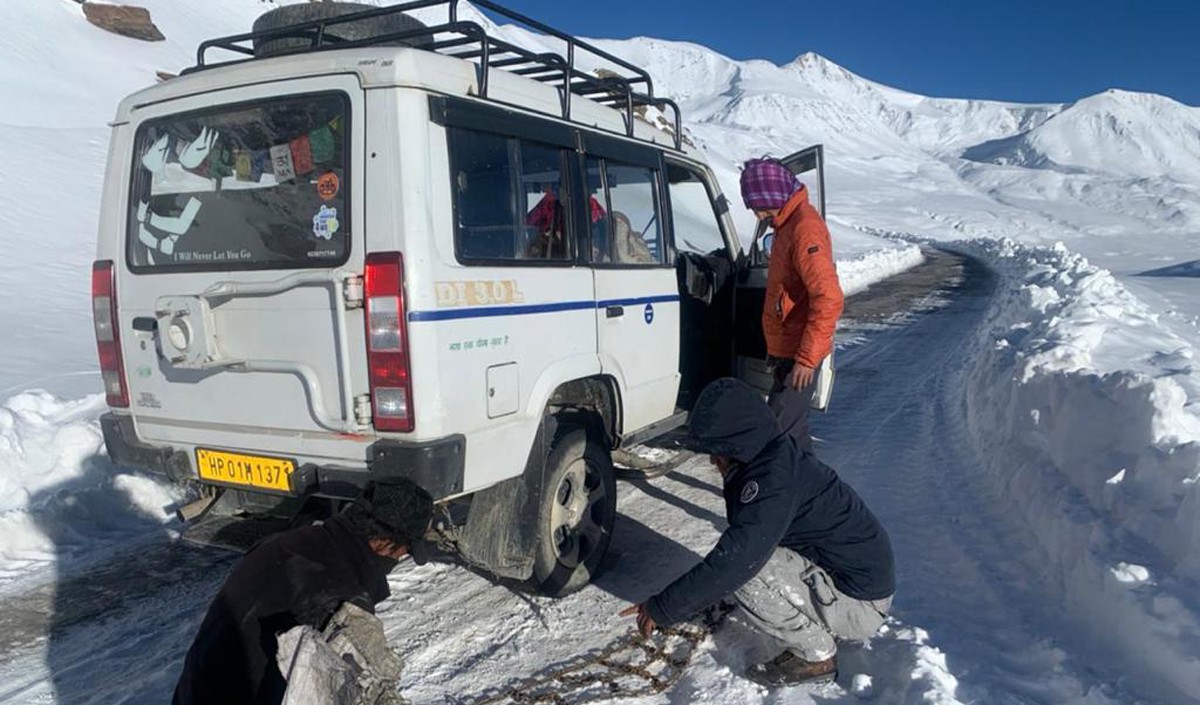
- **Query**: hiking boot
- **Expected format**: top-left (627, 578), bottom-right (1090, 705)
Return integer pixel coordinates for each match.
top-left (744, 650), bottom-right (837, 687)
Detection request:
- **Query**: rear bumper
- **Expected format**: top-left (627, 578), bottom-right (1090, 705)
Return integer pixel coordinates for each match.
top-left (322, 436), bottom-right (466, 499)
top-left (101, 413), bottom-right (193, 481)
top-left (99, 413), bottom-right (466, 500)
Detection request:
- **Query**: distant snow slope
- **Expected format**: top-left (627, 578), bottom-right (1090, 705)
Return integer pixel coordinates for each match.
top-left (965, 89), bottom-right (1200, 180)
top-left (0, 0), bottom-right (313, 398)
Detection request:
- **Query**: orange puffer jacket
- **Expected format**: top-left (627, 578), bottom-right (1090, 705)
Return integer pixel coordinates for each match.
top-left (761, 185), bottom-right (844, 368)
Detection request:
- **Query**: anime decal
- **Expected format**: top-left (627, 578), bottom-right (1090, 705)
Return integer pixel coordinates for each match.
top-left (135, 129), bottom-right (221, 261)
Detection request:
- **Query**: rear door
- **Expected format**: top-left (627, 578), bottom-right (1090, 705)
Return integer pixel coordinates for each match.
top-left (734, 145), bottom-right (826, 394)
top-left (117, 76), bottom-right (369, 465)
top-left (583, 143), bottom-right (680, 435)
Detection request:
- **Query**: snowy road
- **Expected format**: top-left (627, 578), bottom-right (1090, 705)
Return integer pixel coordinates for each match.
top-left (0, 251), bottom-right (1160, 705)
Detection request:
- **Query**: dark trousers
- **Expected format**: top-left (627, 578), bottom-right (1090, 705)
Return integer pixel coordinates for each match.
top-left (767, 357), bottom-right (815, 455)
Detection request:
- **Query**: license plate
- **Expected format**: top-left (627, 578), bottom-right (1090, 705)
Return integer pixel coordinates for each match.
top-left (195, 448), bottom-right (295, 493)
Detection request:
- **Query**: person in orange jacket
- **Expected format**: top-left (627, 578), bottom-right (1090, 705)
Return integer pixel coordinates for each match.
top-left (740, 158), bottom-right (844, 454)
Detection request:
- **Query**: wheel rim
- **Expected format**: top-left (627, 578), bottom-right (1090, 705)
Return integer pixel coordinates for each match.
top-left (549, 458), bottom-right (608, 568)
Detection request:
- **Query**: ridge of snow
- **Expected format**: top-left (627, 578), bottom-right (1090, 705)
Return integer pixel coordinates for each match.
top-left (955, 237), bottom-right (1200, 697)
top-left (963, 88), bottom-right (1200, 180)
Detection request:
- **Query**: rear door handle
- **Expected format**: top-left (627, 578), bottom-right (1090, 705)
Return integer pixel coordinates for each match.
top-left (605, 306), bottom-right (624, 319)
top-left (132, 316), bottom-right (157, 332)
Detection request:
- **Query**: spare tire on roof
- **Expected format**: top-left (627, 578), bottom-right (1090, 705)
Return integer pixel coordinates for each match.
top-left (252, 2), bottom-right (433, 59)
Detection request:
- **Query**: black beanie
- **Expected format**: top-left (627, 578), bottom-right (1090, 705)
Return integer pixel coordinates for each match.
top-left (360, 477), bottom-right (434, 544)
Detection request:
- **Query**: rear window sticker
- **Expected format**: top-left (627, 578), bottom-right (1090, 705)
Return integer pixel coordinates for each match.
top-left (179, 128), bottom-right (218, 170)
top-left (317, 172), bottom-right (340, 201)
top-left (137, 197), bottom-right (201, 255)
top-left (312, 205), bottom-right (340, 240)
top-left (136, 136), bottom-right (206, 257)
top-left (270, 143), bottom-right (296, 182)
top-left (290, 134), bottom-right (315, 176)
top-left (142, 133), bottom-right (171, 173)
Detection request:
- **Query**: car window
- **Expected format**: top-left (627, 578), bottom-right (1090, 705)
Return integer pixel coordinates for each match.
top-left (127, 92), bottom-right (350, 272)
top-left (587, 159), bottom-right (663, 266)
top-left (450, 128), bottom-right (573, 263)
top-left (667, 162), bottom-right (727, 257)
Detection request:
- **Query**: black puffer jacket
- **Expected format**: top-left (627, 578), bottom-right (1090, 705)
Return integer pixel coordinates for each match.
top-left (173, 514), bottom-right (391, 705)
top-left (646, 378), bottom-right (894, 626)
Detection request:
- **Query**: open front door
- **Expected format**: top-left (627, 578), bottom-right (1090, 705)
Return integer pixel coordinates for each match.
top-left (733, 144), bottom-right (826, 394)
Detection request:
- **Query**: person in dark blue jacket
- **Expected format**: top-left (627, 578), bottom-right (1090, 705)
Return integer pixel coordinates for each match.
top-left (620, 378), bottom-right (894, 686)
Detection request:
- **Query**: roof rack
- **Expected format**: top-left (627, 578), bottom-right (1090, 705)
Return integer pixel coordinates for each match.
top-left (186, 0), bottom-right (684, 150)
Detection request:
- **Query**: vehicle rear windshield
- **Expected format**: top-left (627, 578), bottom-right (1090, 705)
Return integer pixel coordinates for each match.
top-left (127, 92), bottom-right (350, 272)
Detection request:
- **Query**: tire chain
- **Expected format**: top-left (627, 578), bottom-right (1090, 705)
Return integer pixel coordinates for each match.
top-left (456, 605), bottom-right (732, 705)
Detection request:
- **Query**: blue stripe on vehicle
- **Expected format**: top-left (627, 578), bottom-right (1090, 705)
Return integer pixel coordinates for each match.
top-left (407, 294), bottom-right (679, 322)
top-left (596, 294), bottom-right (680, 308)
top-left (408, 300), bottom-right (595, 322)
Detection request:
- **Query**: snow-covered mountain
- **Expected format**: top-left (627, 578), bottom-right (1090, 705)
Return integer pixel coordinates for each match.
top-left (580, 37), bottom-right (1062, 156)
top-left (563, 28), bottom-right (1200, 273)
top-left (964, 89), bottom-right (1200, 180)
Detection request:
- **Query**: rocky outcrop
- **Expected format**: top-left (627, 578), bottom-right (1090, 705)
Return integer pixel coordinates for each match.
top-left (81, 3), bottom-right (165, 42)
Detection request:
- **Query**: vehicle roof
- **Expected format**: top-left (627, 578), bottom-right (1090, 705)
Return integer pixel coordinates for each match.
top-left (115, 46), bottom-right (704, 162)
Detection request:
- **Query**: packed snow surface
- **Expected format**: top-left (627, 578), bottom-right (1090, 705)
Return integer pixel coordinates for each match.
top-left (2, 1), bottom-right (1200, 704)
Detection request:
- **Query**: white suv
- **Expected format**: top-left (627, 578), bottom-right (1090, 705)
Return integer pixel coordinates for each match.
top-left (93, 0), bottom-right (827, 594)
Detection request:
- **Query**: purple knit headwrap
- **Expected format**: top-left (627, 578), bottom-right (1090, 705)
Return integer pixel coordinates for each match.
top-left (740, 158), bottom-right (800, 210)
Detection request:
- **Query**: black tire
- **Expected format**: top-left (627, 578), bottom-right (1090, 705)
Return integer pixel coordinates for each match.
top-left (532, 424), bottom-right (617, 597)
top-left (252, 3), bottom-right (432, 59)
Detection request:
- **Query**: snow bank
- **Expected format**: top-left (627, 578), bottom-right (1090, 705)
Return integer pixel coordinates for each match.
top-left (839, 244), bottom-right (926, 297)
top-left (0, 391), bottom-right (182, 587)
top-left (958, 239), bottom-right (1200, 699)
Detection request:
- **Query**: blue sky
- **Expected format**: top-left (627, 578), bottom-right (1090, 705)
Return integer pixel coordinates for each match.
top-left (484, 0), bottom-right (1199, 106)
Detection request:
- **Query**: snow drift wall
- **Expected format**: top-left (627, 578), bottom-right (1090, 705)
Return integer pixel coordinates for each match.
top-left (958, 239), bottom-right (1200, 700)
top-left (0, 393), bottom-right (181, 586)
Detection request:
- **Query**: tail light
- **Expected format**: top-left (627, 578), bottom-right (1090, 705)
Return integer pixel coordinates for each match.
top-left (364, 252), bottom-right (413, 432)
top-left (92, 260), bottom-right (129, 407)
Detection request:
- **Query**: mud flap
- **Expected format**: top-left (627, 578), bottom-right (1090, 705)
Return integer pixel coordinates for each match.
top-left (455, 415), bottom-right (558, 581)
